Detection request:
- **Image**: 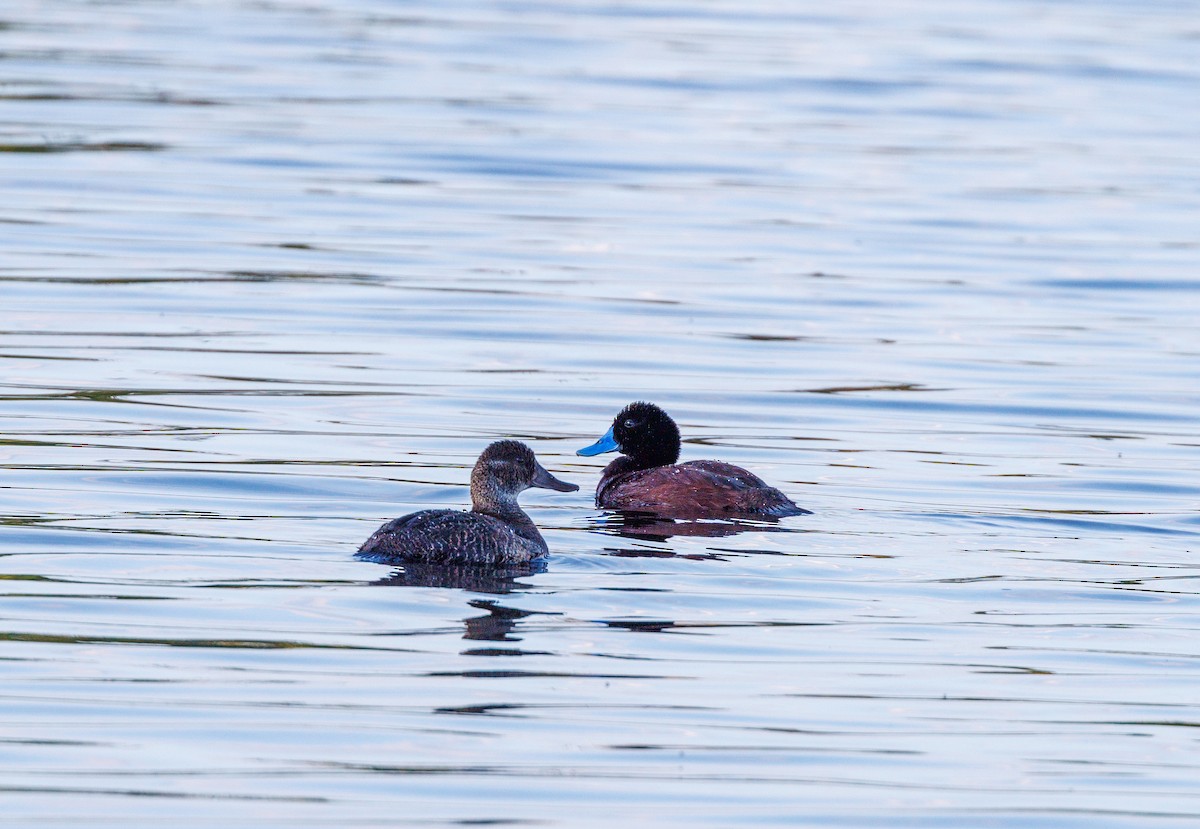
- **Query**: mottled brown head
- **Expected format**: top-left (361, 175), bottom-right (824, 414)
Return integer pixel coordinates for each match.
top-left (470, 440), bottom-right (578, 513)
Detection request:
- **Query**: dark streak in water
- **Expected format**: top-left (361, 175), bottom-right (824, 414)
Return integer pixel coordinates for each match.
top-left (0, 785), bottom-right (325, 802)
top-left (435, 703), bottom-right (713, 716)
top-left (724, 333), bottom-right (811, 342)
top-left (610, 743), bottom-right (922, 756)
top-left (0, 141), bottom-right (165, 153)
top-left (0, 632), bottom-right (405, 651)
top-left (803, 383), bottom-right (945, 394)
top-left (784, 692), bottom-right (1196, 708)
top-left (0, 386), bottom-right (413, 403)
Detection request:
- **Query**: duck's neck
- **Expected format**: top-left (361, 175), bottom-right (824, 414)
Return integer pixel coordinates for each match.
top-left (618, 440), bottom-right (680, 474)
top-left (597, 453), bottom-right (665, 492)
top-left (471, 485), bottom-right (542, 545)
top-left (472, 482), bottom-right (524, 519)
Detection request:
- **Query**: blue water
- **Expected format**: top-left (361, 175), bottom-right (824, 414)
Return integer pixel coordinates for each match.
top-left (2, 0), bottom-right (1199, 826)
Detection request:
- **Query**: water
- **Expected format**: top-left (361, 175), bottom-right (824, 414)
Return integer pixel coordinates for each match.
top-left (2, 0), bottom-right (1199, 825)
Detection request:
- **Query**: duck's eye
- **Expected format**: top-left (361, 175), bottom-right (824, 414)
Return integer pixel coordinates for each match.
top-left (623, 418), bottom-right (636, 429)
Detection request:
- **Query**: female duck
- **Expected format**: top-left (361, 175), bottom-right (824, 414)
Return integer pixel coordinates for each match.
top-left (357, 440), bottom-right (578, 565)
top-left (577, 402), bottom-right (808, 519)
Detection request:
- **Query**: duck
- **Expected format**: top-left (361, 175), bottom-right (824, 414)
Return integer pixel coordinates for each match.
top-left (356, 440), bottom-right (578, 565)
top-left (576, 402), bottom-right (809, 519)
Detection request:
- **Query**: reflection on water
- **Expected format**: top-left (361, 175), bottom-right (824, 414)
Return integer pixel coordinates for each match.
top-left (371, 558), bottom-right (549, 642)
top-left (372, 561), bottom-right (546, 643)
top-left (2, 0), bottom-right (1200, 826)
top-left (603, 545), bottom-right (732, 562)
top-left (592, 509), bottom-right (799, 541)
top-left (460, 599), bottom-right (558, 645)
top-left (371, 561), bottom-right (544, 594)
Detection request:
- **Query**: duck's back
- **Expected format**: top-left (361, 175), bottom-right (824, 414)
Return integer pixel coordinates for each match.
top-left (599, 460), bottom-right (808, 518)
top-left (356, 509), bottom-right (544, 565)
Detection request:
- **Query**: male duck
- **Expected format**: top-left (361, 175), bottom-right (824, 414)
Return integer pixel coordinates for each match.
top-left (577, 402), bottom-right (808, 519)
top-left (357, 440), bottom-right (578, 565)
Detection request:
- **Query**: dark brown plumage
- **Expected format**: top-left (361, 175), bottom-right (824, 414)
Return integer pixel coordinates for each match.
top-left (356, 440), bottom-right (577, 565)
top-left (578, 402), bottom-right (809, 519)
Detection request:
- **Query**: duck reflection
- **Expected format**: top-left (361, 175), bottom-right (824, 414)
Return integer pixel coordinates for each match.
top-left (462, 598), bottom-right (549, 643)
top-left (369, 561), bottom-right (551, 644)
top-left (371, 560), bottom-right (543, 593)
top-left (603, 545), bottom-right (728, 562)
top-left (594, 510), bottom-right (793, 542)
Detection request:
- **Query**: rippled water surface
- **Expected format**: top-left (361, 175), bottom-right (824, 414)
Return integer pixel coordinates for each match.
top-left (2, 0), bottom-right (1199, 825)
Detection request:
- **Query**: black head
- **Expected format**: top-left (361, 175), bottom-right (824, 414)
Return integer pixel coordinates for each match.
top-left (578, 401), bottom-right (680, 468)
top-left (471, 440), bottom-right (578, 508)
